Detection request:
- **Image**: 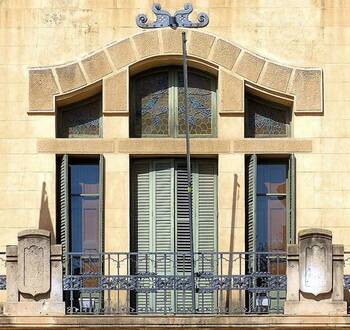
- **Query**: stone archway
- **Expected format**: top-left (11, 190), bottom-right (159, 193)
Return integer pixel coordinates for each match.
top-left (28, 29), bottom-right (323, 116)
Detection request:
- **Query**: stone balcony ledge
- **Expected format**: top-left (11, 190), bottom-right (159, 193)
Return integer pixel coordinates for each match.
top-left (0, 315), bottom-right (349, 329)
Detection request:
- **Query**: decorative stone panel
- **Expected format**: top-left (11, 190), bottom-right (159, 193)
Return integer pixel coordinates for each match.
top-left (161, 29), bottom-right (183, 54)
top-left (188, 31), bottom-right (215, 59)
top-left (288, 69), bottom-right (323, 113)
top-left (103, 69), bottom-right (128, 113)
top-left (258, 62), bottom-right (292, 92)
top-left (284, 228), bottom-right (346, 316)
top-left (211, 39), bottom-right (241, 70)
top-left (107, 38), bottom-right (136, 70)
top-left (28, 69), bottom-right (59, 112)
top-left (219, 69), bottom-right (243, 113)
top-left (55, 62), bottom-right (86, 93)
top-left (133, 31), bottom-right (160, 59)
top-left (81, 50), bottom-right (112, 83)
top-left (27, 29), bottom-right (324, 116)
top-left (4, 229), bottom-right (65, 316)
top-left (235, 52), bottom-right (266, 82)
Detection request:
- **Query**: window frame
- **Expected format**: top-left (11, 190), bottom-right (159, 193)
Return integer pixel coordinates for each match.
top-left (244, 94), bottom-right (292, 138)
top-left (130, 66), bottom-right (217, 138)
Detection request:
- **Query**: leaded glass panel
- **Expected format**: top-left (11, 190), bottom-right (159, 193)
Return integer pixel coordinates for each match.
top-left (57, 94), bottom-right (101, 138)
top-left (245, 95), bottom-right (291, 138)
top-left (130, 67), bottom-right (217, 138)
top-left (133, 72), bottom-right (169, 137)
top-left (177, 72), bottom-right (213, 135)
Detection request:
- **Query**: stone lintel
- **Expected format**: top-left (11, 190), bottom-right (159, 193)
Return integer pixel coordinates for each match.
top-left (233, 139), bottom-right (312, 153)
top-left (37, 139), bottom-right (115, 154)
top-left (116, 138), bottom-right (231, 154)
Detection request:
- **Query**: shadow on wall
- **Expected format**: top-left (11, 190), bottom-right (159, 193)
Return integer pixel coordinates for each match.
top-left (38, 182), bottom-right (55, 241)
top-left (225, 173), bottom-right (239, 310)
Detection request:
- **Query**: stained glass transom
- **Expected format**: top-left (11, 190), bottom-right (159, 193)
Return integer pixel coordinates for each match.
top-left (131, 67), bottom-right (216, 138)
top-left (245, 96), bottom-right (290, 138)
top-left (178, 72), bottom-right (213, 135)
top-left (57, 95), bottom-right (101, 138)
top-left (133, 72), bottom-right (169, 136)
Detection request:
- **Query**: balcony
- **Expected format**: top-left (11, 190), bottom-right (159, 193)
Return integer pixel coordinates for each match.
top-left (62, 252), bottom-right (287, 315)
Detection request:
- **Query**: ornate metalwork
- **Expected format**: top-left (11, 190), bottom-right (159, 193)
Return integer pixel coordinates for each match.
top-left (0, 275), bottom-right (6, 290)
top-left (136, 3), bottom-right (209, 29)
top-left (63, 252), bottom-right (287, 315)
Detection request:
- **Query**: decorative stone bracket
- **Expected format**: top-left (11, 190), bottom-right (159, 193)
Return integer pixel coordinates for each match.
top-left (285, 229), bottom-right (347, 316)
top-left (28, 29), bottom-right (323, 115)
top-left (3, 229), bottom-right (65, 316)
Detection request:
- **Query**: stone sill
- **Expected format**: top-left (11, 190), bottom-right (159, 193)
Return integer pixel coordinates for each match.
top-left (37, 138), bottom-right (312, 155)
top-left (0, 315), bottom-right (349, 329)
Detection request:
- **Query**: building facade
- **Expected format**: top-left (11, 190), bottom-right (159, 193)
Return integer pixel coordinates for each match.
top-left (0, 0), bottom-right (350, 328)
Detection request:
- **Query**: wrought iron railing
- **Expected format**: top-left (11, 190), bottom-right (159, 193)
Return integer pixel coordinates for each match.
top-left (63, 252), bottom-right (287, 315)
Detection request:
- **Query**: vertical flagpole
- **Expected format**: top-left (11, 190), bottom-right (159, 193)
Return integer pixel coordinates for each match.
top-left (182, 31), bottom-right (196, 313)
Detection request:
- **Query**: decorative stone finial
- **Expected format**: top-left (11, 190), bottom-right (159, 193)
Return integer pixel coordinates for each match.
top-left (136, 3), bottom-right (209, 29)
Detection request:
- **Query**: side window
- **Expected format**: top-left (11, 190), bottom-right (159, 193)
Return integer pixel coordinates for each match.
top-left (245, 94), bottom-right (291, 138)
top-left (130, 67), bottom-right (217, 138)
top-left (56, 94), bottom-right (102, 138)
top-left (246, 154), bottom-right (296, 268)
top-left (56, 155), bottom-right (104, 266)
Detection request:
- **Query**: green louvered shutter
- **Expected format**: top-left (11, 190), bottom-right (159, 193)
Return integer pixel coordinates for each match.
top-left (58, 154), bottom-right (69, 272)
top-left (246, 154), bottom-right (257, 312)
top-left (288, 154), bottom-right (296, 244)
top-left (131, 160), bottom-right (152, 312)
top-left (99, 155), bottom-right (105, 253)
top-left (175, 161), bottom-right (193, 313)
top-left (153, 160), bottom-right (174, 313)
top-left (247, 154), bottom-right (257, 268)
top-left (194, 160), bottom-right (217, 313)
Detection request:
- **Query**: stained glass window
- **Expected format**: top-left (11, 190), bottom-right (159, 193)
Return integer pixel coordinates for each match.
top-left (130, 67), bottom-right (217, 138)
top-left (178, 72), bottom-right (213, 135)
top-left (57, 94), bottom-right (102, 138)
top-left (245, 95), bottom-right (291, 138)
top-left (133, 72), bottom-right (169, 137)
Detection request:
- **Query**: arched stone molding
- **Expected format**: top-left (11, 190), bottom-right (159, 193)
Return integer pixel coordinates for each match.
top-left (28, 29), bottom-right (323, 115)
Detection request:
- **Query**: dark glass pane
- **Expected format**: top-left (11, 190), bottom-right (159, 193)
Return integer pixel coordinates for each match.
top-left (58, 95), bottom-right (101, 138)
top-left (70, 196), bottom-right (99, 253)
top-left (178, 72), bottom-right (213, 135)
top-left (257, 163), bottom-right (287, 194)
top-left (70, 164), bottom-right (99, 195)
top-left (134, 72), bottom-right (169, 136)
top-left (256, 196), bottom-right (286, 254)
top-left (246, 96), bottom-right (290, 137)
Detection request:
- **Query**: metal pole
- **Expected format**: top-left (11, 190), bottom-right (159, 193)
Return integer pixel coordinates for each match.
top-left (182, 31), bottom-right (196, 313)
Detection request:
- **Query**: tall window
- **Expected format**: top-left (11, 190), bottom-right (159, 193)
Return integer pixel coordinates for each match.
top-left (131, 158), bottom-right (217, 313)
top-left (245, 154), bottom-right (295, 313)
top-left (245, 94), bottom-right (291, 138)
top-left (56, 94), bottom-right (102, 138)
top-left (57, 155), bottom-right (104, 261)
top-left (130, 67), bottom-right (217, 138)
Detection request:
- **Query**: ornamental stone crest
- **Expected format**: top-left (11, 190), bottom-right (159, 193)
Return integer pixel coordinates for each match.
top-left (299, 229), bottom-right (332, 296)
top-left (136, 3), bottom-right (209, 29)
top-left (17, 230), bottom-right (51, 297)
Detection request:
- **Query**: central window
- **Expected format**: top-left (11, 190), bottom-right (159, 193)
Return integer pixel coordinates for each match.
top-left (130, 67), bottom-right (217, 138)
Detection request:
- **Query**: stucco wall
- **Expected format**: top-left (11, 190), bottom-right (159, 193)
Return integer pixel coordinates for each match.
top-left (0, 0), bottom-right (348, 257)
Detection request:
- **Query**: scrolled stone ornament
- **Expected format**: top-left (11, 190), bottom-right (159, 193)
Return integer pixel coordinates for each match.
top-left (136, 3), bottom-right (209, 29)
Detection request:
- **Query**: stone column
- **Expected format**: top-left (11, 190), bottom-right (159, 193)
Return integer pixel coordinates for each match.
top-left (284, 228), bottom-right (347, 315)
top-left (3, 229), bottom-right (65, 316)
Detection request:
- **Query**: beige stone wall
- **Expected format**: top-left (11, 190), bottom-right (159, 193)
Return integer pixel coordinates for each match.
top-left (0, 0), bottom-right (349, 262)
